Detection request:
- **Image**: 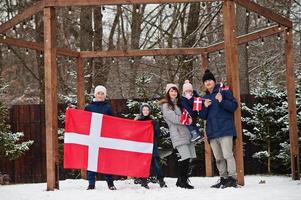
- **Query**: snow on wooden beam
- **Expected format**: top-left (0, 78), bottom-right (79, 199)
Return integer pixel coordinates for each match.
top-left (0, 1), bottom-right (45, 34)
top-left (80, 47), bottom-right (205, 58)
top-left (234, 0), bottom-right (292, 28)
top-left (45, 0), bottom-right (221, 6)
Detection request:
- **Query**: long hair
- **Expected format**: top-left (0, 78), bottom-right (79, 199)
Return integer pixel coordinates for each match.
top-left (164, 86), bottom-right (182, 110)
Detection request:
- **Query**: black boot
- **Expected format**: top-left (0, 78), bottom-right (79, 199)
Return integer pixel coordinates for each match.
top-left (158, 178), bottom-right (167, 188)
top-left (211, 177), bottom-right (227, 188)
top-left (140, 179), bottom-right (150, 189)
top-left (87, 185), bottom-right (95, 190)
top-left (107, 181), bottom-right (117, 190)
top-left (176, 159), bottom-right (194, 189)
top-left (221, 177), bottom-right (237, 189)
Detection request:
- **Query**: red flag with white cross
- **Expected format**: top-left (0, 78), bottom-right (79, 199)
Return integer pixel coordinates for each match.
top-left (64, 109), bottom-right (154, 178)
top-left (193, 97), bottom-right (203, 111)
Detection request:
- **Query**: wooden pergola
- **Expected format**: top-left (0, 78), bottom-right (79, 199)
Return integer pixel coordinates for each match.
top-left (0, 0), bottom-right (299, 191)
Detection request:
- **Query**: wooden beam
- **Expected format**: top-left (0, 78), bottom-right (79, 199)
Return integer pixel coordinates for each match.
top-left (80, 48), bottom-right (205, 58)
top-left (201, 53), bottom-right (214, 177)
top-left (0, 1), bottom-right (45, 33)
top-left (46, 0), bottom-right (221, 6)
top-left (44, 7), bottom-right (58, 191)
top-left (75, 57), bottom-right (87, 180)
top-left (0, 36), bottom-right (80, 57)
top-left (205, 25), bottom-right (285, 53)
top-left (223, 0), bottom-right (244, 186)
top-left (234, 0), bottom-right (292, 28)
top-left (284, 29), bottom-right (300, 180)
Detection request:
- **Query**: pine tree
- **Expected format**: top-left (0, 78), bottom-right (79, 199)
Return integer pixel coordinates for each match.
top-left (242, 65), bottom-right (289, 173)
top-left (0, 102), bottom-right (33, 161)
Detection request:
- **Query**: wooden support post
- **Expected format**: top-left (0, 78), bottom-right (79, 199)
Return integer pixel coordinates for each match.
top-left (284, 29), bottom-right (300, 180)
top-left (201, 53), bottom-right (213, 177)
top-left (76, 57), bottom-right (87, 179)
top-left (76, 57), bottom-right (85, 110)
top-left (44, 7), bottom-right (58, 191)
top-left (223, 0), bottom-right (244, 185)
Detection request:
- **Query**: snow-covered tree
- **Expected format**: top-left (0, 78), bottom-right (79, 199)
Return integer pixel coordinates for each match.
top-left (242, 65), bottom-right (289, 173)
top-left (0, 102), bottom-right (33, 160)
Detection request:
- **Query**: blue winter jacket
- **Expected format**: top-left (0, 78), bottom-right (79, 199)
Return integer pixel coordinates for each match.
top-left (84, 100), bottom-right (113, 116)
top-left (181, 90), bottom-right (199, 118)
top-left (199, 83), bottom-right (237, 140)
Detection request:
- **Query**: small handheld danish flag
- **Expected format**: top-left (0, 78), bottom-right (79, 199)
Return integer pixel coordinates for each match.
top-left (180, 109), bottom-right (190, 125)
top-left (193, 97), bottom-right (203, 111)
top-left (219, 81), bottom-right (230, 92)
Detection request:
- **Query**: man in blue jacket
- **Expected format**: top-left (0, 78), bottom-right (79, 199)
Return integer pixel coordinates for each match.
top-left (199, 69), bottom-right (238, 188)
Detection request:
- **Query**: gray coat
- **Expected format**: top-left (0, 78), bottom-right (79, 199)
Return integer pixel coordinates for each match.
top-left (161, 102), bottom-right (191, 148)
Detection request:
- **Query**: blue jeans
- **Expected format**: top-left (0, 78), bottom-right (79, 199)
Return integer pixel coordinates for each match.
top-left (87, 171), bottom-right (114, 186)
top-left (151, 157), bottom-right (164, 179)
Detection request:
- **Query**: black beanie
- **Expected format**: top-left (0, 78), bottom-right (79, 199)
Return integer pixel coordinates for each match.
top-left (202, 69), bottom-right (216, 83)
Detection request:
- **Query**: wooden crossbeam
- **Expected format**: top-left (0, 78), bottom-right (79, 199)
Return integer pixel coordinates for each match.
top-left (0, 1), bottom-right (45, 34)
top-left (80, 47), bottom-right (205, 58)
top-left (234, 0), bottom-right (292, 28)
top-left (45, 0), bottom-right (221, 6)
top-left (79, 25), bottom-right (284, 58)
top-left (0, 37), bottom-right (80, 57)
top-left (205, 25), bottom-right (285, 53)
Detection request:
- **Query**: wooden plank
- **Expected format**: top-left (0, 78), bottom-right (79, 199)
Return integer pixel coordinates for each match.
top-left (206, 25), bottom-right (285, 53)
top-left (223, 0), bottom-right (244, 186)
top-left (0, 1), bottom-right (45, 33)
top-left (201, 53), bottom-right (214, 177)
top-left (234, 0), bottom-right (292, 28)
top-left (44, 7), bottom-right (58, 191)
top-left (80, 48), bottom-right (205, 58)
top-left (0, 37), bottom-right (80, 57)
top-left (76, 57), bottom-right (88, 179)
top-left (284, 29), bottom-right (300, 180)
top-left (76, 57), bottom-right (85, 109)
top-left (46, 0), bottom-right (220, 6)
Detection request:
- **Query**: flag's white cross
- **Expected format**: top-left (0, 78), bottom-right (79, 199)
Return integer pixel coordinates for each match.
top-left (65, 113), bottom-right (153, 172)
top-left (194, 98), bottom-right (202, 110)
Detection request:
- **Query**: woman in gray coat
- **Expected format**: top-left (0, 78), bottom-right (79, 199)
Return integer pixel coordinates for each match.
top-left (159, 83), bottom-right (196, 189)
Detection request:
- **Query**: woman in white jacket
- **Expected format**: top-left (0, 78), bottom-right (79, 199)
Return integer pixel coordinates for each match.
top-left (159, 83), bottom-right (196, 189)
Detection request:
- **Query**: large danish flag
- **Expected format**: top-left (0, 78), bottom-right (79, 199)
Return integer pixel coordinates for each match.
top-left (64, 109), bottom-right (154, 178)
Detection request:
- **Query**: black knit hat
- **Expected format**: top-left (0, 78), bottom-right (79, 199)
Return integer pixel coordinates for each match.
top-left (202, 69), bottom-right (216, 83)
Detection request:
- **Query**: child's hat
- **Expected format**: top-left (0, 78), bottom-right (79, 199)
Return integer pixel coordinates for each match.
top-left (182, 80), bottom-right (193, 94)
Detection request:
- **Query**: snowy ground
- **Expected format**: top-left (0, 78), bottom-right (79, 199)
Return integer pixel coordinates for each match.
top-left (0, 175), bottom-right (300, 200)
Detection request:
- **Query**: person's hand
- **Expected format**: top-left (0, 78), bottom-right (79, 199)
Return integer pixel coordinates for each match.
top-left (215, 92), bottom-right (223, 102)
top-left (204, 99), bottom-right (212, 108)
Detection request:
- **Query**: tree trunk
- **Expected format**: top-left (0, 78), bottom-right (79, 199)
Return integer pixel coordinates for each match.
top-left (128, 4), bottom-right (145, 98)
top-left (180, 3), bottom-right (200, 86)
top-left (80, 7), bottom-right (93, 94)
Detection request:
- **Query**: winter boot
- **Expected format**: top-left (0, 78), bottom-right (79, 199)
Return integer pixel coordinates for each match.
top-left (221, 177), bottom-right (237, 189)
top-left (210, 177), bottom-right (227, 188)
top-left (87, 185), bottom-right (95, 190)
top-left (190, 130), bottom-right (201, 142)
top-left (176, 159), bottom-right (194, 189)
top-left (107, 181), bottom-right (117, 190)
top-left (140, 179), bottom-right (150, 189)
top-left (158, 178), bottom-right (167, 188)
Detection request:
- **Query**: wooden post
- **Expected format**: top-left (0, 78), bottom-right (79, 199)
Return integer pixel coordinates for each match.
top-left (284, 29), bottom-right (300, 180)
top-left (44, 7), bottom-right (58, 191)
top-left (223, 0), bottom-right (245, 185)
top-left (201, 53), bottom-right (213, 177)
top-left (76, 57), bottom-right (87, 179)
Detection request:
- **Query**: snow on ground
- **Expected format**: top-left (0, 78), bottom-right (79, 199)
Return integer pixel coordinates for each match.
top-left (0, 175), bottom-right (300, 200)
